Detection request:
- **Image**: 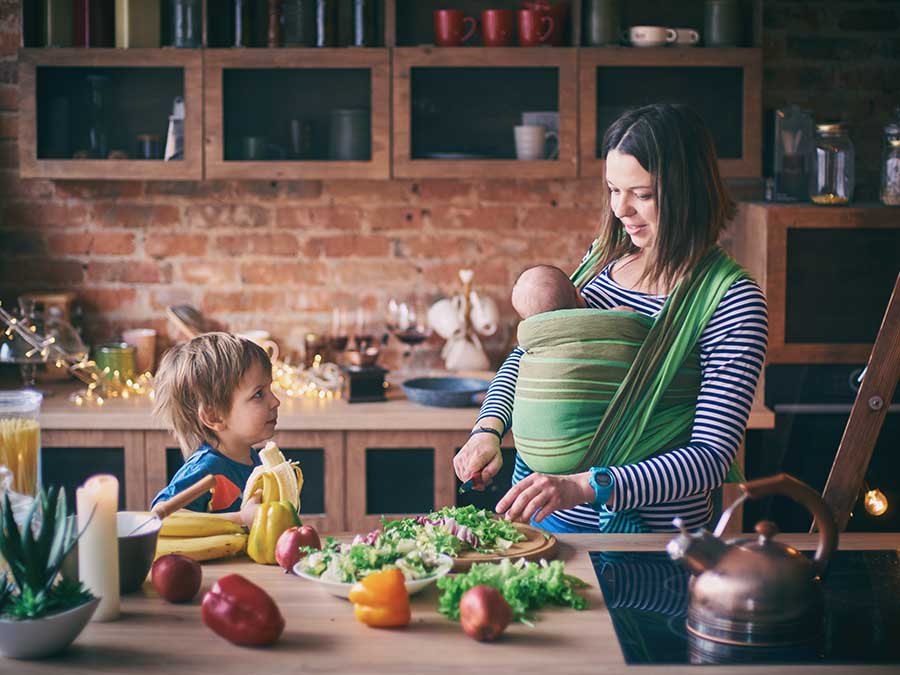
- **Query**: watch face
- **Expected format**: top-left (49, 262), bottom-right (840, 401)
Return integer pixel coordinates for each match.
top-left (595, 471), bottom-right (612, 487)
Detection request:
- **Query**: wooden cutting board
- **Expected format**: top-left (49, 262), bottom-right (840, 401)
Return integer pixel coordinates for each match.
top-left (452, 522), bottom-right (558, 571)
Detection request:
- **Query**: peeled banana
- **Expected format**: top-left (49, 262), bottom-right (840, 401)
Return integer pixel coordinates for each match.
top-left (159, 512), bottom-right (245, 538)
top-left (155, 533), bottom-right (248, 562)
top-left (242, 441), bottom-right (304, 511)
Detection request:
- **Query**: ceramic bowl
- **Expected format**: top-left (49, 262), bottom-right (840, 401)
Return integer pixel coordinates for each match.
top-left (402, 377), bottom-right (490, 407)
top-left (0, 596), bottom-right (100, 659)
top-left (62, 512), bottom-right (162, 594)
top-left (293, 555), bottom-right (454, 599)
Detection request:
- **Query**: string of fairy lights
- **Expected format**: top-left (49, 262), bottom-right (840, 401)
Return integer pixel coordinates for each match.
top-left (0, 301), bottom-right (344, 406)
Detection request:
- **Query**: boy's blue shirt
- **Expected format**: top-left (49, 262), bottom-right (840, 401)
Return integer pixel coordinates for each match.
top-left (151, 443), bottom-right (261, 513)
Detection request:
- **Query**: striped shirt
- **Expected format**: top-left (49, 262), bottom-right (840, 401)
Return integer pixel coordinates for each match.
top-left (477, 258), bottom-right (768, 532)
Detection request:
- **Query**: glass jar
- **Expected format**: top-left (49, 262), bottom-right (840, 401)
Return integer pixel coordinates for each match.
top-left (171, 0), bottom-right (202, 48)
top-left (93, 342), bottom-right (136, 382)
top-left (880, 123), bottom-right (900, 206)
top-left (0, 390), bottom-right (43, 496)
top-left (810, 122), bottom-right (854, 206)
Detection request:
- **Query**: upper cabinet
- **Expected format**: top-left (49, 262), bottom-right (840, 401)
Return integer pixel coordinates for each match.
top-left (16, 0), bottom-right (764, 181)
top-left (18, 49), bottom-right (203, 180)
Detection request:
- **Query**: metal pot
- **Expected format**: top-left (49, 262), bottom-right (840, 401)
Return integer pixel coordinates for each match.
top-left (667, 473), bottom-right (838, 648)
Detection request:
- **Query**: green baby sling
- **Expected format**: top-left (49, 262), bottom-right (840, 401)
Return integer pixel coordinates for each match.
top-left (511, 244), bottom-right (747, 532)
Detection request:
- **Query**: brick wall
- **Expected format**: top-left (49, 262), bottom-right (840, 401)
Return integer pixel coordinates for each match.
top-left (0, 1), bottom-right (898, 367)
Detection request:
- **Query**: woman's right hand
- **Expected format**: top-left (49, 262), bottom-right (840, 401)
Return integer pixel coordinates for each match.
top-left (454, 432), bottom-right (503, 491)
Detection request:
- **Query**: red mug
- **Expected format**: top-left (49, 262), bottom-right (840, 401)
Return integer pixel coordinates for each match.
top-left (434, 9), bottom-right (477, 47)
top-left (481, 9), bottom-right (514, 47)
top-left (517, 9), bottom-right (554, 47)
top-left (523, 0), bottom-right (568, 46)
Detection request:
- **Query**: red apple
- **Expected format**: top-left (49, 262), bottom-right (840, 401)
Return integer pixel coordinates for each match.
top-left (151, 554), bottom-right (202, 603)
top-left (275, 525), bottom-right (322, 572)
top-left (459, 585), bottom-right (513, 642)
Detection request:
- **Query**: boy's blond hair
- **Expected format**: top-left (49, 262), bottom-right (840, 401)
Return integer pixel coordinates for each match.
top-left (152, 332), bottom-right (271, 456)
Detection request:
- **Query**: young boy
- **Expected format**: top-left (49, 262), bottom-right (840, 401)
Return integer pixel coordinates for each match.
top-left (151, 332), bottom-right (280, 526)
top-left (511, 264), bottom-right (585, 319)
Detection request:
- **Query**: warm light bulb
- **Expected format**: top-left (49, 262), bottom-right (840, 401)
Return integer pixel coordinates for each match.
top-left (865, 489), bottom-right (888, 516)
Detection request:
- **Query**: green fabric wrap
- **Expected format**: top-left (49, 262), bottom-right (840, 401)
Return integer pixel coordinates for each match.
top-left (512, 246), bottom-right (746, 502)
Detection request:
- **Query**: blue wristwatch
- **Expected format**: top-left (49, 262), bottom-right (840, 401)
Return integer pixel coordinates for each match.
top-left (588, 467), bottom-right (614, 509)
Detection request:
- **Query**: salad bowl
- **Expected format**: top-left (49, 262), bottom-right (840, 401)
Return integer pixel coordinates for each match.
top-left (293, 554), bottom-right (454, 599)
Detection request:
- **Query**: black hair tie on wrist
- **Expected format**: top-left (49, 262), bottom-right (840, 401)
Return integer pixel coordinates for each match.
top-left (469, 426), bottom-right (503, 442)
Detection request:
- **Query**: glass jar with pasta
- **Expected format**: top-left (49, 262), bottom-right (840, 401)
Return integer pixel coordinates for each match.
top-left (0, 390), bottom-right (42, 496)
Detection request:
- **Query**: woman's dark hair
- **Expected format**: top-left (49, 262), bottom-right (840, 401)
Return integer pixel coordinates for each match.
top-left (590, 103), bottom-right (735, 292)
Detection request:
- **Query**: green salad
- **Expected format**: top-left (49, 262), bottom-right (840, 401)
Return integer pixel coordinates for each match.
top-left (296, 506), bottom-right (526, 583)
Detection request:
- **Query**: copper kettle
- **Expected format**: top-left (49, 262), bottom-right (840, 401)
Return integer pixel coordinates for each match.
top-left (667, 473), bottom-right (838, 648)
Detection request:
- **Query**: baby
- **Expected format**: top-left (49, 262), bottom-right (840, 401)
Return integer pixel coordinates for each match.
top-left (151, 332), bottom-right (280, 525)
top-left (511, 264), bottom-right (585, 319)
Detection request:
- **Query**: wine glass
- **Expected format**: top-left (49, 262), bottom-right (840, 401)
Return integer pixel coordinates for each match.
top-left (327, 307), bottom-right (350, 362)
top-left (386, 295), bottom-right (432, 378)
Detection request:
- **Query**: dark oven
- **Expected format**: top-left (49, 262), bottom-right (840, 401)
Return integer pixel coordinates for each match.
top-left (745, 365), bottom-right (900, 532)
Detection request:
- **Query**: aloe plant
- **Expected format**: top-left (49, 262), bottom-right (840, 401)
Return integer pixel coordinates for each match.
top-left (0, 487), bottom-right (92, 619)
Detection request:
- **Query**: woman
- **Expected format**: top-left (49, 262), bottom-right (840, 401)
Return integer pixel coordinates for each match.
top-left (453, 104), bottom-right (768, 533)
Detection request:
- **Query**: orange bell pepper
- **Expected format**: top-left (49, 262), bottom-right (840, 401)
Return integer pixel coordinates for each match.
top-left (348, 568), bottom-right (411, 628)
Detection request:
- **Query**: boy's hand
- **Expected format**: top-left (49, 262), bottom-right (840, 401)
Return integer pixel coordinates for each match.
top-left (239, 492), bottom-right (261, 528)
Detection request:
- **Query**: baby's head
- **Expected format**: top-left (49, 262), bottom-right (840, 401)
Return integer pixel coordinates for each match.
top-left (512, 265), bottom-right (583, 319)
top-left (153, 332), bottom-right (273, 456)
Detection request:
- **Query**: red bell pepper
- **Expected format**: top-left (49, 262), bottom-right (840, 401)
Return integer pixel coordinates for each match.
top-left (201, 574), bottom-right (285, 646)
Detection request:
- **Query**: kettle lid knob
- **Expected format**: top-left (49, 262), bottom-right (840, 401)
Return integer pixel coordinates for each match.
top-left (754, 520), bottom-right (779, 543)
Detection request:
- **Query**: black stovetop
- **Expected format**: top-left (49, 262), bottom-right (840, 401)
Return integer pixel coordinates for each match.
top-left (590, 549), bottom-right (900, 665)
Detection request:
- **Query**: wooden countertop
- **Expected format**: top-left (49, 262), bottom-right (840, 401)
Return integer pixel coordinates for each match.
top-left (15, 532), bottom-right (899, 674)
top-left (31, 379), bottom-right (776, 432)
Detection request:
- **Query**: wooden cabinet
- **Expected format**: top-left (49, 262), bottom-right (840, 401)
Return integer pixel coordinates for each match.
top-left (203, 48), bottom-right (390, 180)
top-left (726, 202), bottom-right (900, 364)
top-left (18, 49), bottom-right (203, 180)
top-left (579, 47), bottom-right (762, 178)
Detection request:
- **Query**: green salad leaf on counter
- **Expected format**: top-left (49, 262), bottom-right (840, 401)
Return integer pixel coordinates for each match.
top-left (384, 505), bottom-right (526, 554)
top-left (437, 558), bottom-right (589, 625)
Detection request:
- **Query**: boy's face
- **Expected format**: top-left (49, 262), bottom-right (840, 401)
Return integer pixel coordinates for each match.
top-left (219, 361), bottom-right (280, 449)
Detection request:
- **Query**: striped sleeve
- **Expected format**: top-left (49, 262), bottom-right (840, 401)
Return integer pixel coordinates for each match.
top-left (606, 279), bottom-right (768, 511)
top-left (475, 346), bottom-right (525, 435)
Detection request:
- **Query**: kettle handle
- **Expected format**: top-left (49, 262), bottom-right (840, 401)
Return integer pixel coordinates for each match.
top-left (739, 473), bottom-right (839, 576)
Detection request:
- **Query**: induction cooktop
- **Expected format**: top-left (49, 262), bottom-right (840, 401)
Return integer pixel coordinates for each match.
top-left (590, 549), bottom-right (900, 665)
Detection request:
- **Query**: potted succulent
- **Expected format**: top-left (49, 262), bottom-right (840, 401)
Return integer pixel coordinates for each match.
top-left (0, 487), bottom-right (99, 660)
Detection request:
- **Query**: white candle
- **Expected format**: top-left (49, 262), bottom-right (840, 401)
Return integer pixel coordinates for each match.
top-left (76, 474), bottom-right (120, 621)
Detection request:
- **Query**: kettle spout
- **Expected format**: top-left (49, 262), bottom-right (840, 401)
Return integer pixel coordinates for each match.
top-left (666, 517), bottom-right (729, 576)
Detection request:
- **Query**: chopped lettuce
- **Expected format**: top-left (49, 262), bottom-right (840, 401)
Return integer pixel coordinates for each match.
top-left (436, 558), bottom-right (589, 624)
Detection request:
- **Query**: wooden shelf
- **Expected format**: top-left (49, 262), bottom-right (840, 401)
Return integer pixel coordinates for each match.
top-left (18, 48), bottom-right (203, 180)
top-left (579, 47), bottom-right (762, 178)
top-left (203, 48), bottom-right (390, 180)
top-left (393, 47), bottom-right (578, 179)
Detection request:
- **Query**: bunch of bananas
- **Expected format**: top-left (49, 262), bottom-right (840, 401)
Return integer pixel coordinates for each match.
top-left (242, 441), bottom-right (304, 511)
top-left (155, 512), bottom-right (248, 562)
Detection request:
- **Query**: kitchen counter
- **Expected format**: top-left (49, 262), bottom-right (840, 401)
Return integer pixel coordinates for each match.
top-left (32, 379), bottom-right (776, 432)
top-left (14, 532), bottom-right (899, 674)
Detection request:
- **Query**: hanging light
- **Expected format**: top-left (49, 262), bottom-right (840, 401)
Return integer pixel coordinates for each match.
top-left (864, 488), bottom-right (888, 517)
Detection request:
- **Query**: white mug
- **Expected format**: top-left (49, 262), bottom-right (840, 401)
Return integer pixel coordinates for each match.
top-left (673, 27), bottom-right (700, 46)
top-left (237, 330), bottom-right (279, 362)
top-left (626, 25), bottom-right (677, 47)
top-left (514, 124), bottom-right (559, 161)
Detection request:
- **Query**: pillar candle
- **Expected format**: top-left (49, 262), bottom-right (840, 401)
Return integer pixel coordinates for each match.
top-left (76, 474), bottom-right (120, 621)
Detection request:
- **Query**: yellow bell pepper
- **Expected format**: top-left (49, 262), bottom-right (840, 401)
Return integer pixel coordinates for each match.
top-left (348, 568), bottom-right (411, 628)
top-left (247, 501), bottom-right (301, 564)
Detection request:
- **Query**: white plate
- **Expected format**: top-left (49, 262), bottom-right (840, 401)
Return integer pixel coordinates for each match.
top-left (292, 554), bottom-right (454, 599)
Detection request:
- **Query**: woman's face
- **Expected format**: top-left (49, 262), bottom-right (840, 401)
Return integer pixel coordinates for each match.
top-left (606, 149), bottom-right (659, 253)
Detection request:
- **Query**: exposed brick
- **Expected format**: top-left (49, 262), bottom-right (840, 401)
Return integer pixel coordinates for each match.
top-left (240, 261), bottom-right (328, 285)
top-left (148, 287), bottom-right (200, 312)
top-left (54, 181), bottom-right (144, 200)
top-left (179, 261), bottom-right (240, 286)
top-left (764, 4), bottom-right (828, 32)
top-left (0, 171), bottom-right (53, 199)
top-left (398, 234), bottom-right (499, 259)
top-left (144, 181), bottom-right (230, 198)
top-left (213, 233), bottom-right (299, 257)
top-left (415, 179), bottom-right (474, 203)
top-left (304, 235), bottom-right (390, 258)
top-left (93, 204), bottom-right (180, 229)
top-left (0, 113), bottom-right (12, 140)
top-left (145, 234), bottom-right (208, 258)
top-left (428, 206), bottom-right (519, 232)
top-left (0, 228), bottom-right (45, 254)
top-left (202, 289), bottom-right (284, 313)
top-left (475, 180), bottom-right (571, 205)
top-left (331, 259), bottom-right (420, 287)
top-left (0, 31), bottom-right (18, 56)
top-left (15, 258), bottom-right (85, 285)
top-left (835, 65), bottom-right (900, 91)
top-left (520, 207), bottom-right (599, 235)
top-left (79, 287), bottom-right (139, 314)
top-left (184, 204), bottom-right (271, 229)
top-left (275, 206), bottom-right (363, 231)
top-left (0, 60), bottom-right (17, 85)
top-left (47, 231), bottom-right (136, 256)
top-left (425, 260), bottom-right (512, 287)
top-left (324, 180), bottom-right (415, 204)
top-left (367, 206), bottom-right (430, 232)
top-left (0, 139), bottom-right (16, 167)
top-left (0, 201), bottom-right (89, 228)
top-left (85, 261), bottom-right (171, 284)
top-left (278, 180), bottom-right (325, 200)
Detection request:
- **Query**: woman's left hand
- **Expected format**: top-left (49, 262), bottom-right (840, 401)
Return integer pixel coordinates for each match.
top-left (495, 471), bottom-right (594, 524)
